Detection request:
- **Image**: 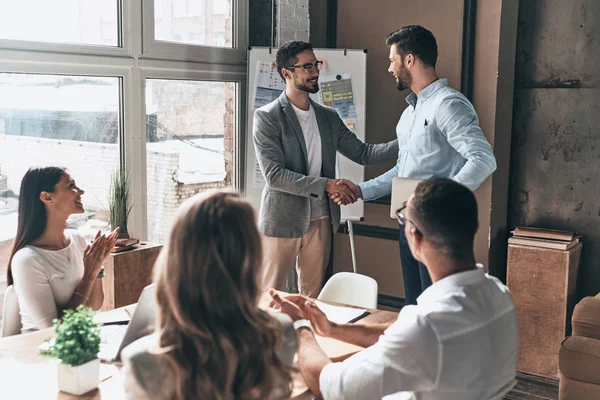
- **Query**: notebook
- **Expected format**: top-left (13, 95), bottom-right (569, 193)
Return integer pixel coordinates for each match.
top-left (315, 301), bottom-right (370, 324)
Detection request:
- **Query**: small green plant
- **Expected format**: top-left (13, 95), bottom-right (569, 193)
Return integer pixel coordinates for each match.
top-left (51, 305), bottom-right (101, 366)
top-left (108, 169), bottom-right (132, 235)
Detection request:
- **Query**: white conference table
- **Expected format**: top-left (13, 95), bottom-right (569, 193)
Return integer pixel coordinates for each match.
top-left (0, 298), bottom-right (398, 399)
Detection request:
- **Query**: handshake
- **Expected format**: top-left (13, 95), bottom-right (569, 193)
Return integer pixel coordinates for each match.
top-left (325, 178), bottom-right (362, 205)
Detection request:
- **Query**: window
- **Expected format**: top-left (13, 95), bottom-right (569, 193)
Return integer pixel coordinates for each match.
top-left (145, 79), bottom-right (236, 243)
top-left (0, 0), bottom-right (246, 324)
top-left (0, 73), bottom-right (121, 242)
top-left (0, 0), bottom-right (119, 47)
top-left (154, 0), bottom-right (233, 47)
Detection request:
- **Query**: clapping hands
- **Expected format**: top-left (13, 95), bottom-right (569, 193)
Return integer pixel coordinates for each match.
top-left (83, 228), bottom-right (119, 278)
top-left (325, 179), bottom-right (362, 205)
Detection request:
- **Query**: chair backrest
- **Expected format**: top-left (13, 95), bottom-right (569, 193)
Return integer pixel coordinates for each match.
top-left (318, 272), bottom-right (378, 309)
top-left (2, 285), bottom-right (22, 337)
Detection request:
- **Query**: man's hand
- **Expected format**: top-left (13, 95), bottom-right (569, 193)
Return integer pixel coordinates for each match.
top-left (329, 179), bottom-right (363, 206)
top-left (268, 289), bottom-right (306, 322)
top-left (325, 179), bottom-right (357, 205)
top-left (301, 300), bottom-right (336, 337)
top-left (272, 294), bottom-right (336, 337)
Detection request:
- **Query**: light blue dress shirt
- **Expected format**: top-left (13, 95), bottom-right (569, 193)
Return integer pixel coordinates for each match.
top-left (358, 79), bottom-right (497, 200)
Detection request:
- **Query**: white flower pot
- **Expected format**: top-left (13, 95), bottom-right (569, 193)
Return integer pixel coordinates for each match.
top-left (57, 358), bottom-right (100, 395)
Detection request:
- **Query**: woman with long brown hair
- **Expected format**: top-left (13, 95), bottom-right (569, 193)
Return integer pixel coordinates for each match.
top-left (7, 167), bottom-right (119, 332)
top-left (121, 190), bottom-right (296, 400)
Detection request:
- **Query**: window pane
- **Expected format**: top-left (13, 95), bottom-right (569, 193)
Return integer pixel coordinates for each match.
top-left (0, 0), bottom-right (119, 46)
top-left (154, 0), bottom-right (233, 48)
top-left (146, 79), bottom-right (235, 243)
top-left (0, 73), bottom-right (121, 265)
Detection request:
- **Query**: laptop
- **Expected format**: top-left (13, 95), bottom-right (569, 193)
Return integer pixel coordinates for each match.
top-left (98, 283), bottom-right (157, 363)
top-left (389, 177), bottom-right (423, 219)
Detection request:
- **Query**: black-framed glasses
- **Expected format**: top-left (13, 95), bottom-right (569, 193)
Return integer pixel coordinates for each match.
top-left (396, 205), bottom-right (424, 236)
top-left (285, 61), bottom-right (323, 74)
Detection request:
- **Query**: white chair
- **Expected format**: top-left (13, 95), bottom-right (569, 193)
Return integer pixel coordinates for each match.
top-left (318, 272), bottom-right (378, 309)
top-left (1, 285), bottom-right (22, 337)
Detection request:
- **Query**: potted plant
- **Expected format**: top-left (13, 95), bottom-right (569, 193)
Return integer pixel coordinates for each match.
top-left (51, 305), bottom-right (102, 395)
top-left (108, 169), bottom-right (132, 239)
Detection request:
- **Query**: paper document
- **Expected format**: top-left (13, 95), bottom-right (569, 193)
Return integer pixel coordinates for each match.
top-left (318, 74), bottom-right (358, 130)
top-left (253, 61), bottom-right (286, 110)
top-left (252, 160), bottom-right (266, 188)
top-left (315, 300), bottom-right (369, 324)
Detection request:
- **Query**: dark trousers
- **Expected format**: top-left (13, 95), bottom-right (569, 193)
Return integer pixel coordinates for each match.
top-left (399, 228), bottom-right (432, 305)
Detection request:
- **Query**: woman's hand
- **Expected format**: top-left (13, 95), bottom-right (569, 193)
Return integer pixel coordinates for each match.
top-left (83, 228), bottom-right (119, 278)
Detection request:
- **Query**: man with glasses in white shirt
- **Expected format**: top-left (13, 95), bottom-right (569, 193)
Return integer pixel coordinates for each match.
top-left (271, 178), bottom-right (518, 400)
top-left (254, 41), bottom-right (398, 296)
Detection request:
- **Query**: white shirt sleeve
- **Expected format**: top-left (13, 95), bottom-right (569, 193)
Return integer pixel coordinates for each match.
top-left (319, 307), bottom-right (440, 400)
top-left (11, 249), bottom-right (59, 329)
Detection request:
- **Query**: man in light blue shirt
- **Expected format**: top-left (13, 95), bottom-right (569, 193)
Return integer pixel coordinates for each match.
top-left (333, 25), bottom-right (496, 304)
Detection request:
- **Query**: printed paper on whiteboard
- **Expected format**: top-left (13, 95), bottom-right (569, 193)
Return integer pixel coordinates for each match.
top-left (318, 73), bottom-right (358, 130)
top-left (253, 61), bottom-right (286, 110)
top-left (252, 161), bottom-right (266, 188)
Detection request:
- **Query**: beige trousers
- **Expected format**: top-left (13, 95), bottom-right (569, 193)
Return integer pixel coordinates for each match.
top-left (261, 219), bottom-right (332, 297)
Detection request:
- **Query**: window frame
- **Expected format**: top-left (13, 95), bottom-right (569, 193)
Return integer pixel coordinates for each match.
top-left (138, 67), bottom-right (246, 238)
top-left (0, 0), bottom-right (130, 57)
top-left (141, 0), bottom-right (247, 64)
top-left (0, 0), bottom-right (248, 241)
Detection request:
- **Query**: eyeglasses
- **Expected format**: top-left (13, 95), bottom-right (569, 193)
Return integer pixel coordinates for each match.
top-left (395, 205), bottom-right (423, 236)
top-left (285, 61), bottom-right (323, 74)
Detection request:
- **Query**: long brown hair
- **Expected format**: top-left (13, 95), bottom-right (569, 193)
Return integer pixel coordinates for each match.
top-left (153, 190), bottom-right (292, 399)
top-left (7, 167), bottom-right (66, 285)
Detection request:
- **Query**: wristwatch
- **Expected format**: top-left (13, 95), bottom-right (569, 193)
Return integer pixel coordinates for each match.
top-left (293, 319), bottom-right (313, 332)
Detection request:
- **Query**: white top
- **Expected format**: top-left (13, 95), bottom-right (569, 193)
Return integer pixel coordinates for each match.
top-left (11, 229), bottom-right (87, 332)
top-left (121, 311), bottom-right (298, 399)
top-left (291, 102), bottom-right (329, 221)
top-left (320, 265), bottom-right (519, 400)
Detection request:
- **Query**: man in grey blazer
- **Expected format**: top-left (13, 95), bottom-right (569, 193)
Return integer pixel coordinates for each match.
top-left (254, 41), bottom-right (398, 296)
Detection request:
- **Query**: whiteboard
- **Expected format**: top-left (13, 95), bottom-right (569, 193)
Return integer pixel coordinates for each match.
top-left (245, 46), bottom-right (367, 223)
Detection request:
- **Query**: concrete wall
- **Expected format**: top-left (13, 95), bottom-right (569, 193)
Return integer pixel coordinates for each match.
top-left (510, 0), bottom-right (600, 296)
top-left (276, 0), bottom-right (309, 45)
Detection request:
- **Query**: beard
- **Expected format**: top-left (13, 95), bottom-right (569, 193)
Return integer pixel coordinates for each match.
top-left (294, 78), bottom-right (320, 94)
top-left (395, 68), bottom-right (412, 91)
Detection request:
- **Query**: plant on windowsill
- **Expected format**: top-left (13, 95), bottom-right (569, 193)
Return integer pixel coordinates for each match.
top-left (51, 305), bottom-right (102, 395)
top-left (108, 169), bottom-right (133, 240)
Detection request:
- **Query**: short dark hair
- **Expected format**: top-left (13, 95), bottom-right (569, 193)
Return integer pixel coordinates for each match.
top-left (275, 41), bottom-right (313, 80)
top-left (386, 25), bottom-right (438, 68)
top-left (411, 178), bottom-right (478, 258)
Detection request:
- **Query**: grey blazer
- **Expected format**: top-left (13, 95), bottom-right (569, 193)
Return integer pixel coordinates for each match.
top-left (253, 92), bottom-right (398, 238)
top-left (121, 312), bottom-right (298, 400)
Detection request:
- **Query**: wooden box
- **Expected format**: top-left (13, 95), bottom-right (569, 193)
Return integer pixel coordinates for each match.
top-left (507, 243), bottom-right (582, 379)
top-left (101, 243), bottom-right (163, 311)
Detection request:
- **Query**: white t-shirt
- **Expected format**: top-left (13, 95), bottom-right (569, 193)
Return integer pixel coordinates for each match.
top-left (290, 102), bottom-right (329, 221)
top-left (319, 265), bottom-right (519, 400)
top-left (11, 229), bottom-right (87, 332)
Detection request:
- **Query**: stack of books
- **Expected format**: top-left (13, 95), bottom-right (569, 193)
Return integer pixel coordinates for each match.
top-left (508, 227), bottom-right (582, 250)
